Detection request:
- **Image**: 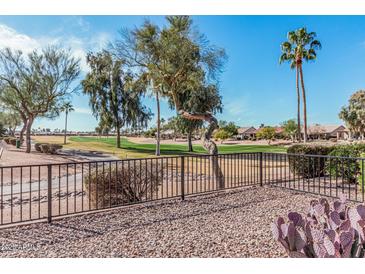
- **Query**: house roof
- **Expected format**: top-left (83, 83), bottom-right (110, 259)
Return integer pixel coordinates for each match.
top-left (274, 127), bottom-right (284, 134)
top-left (160, 129), bottom-right (175, 135)
top-left (306, 125), bottom-right (348, 134)
top-left (237, 127), bottom-right (256, 134)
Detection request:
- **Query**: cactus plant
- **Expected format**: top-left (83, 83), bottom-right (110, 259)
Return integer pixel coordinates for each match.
top-left (272, 194), bottom-right (365, 257)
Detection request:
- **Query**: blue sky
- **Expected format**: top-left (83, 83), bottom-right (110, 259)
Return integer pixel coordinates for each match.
top-left (0, 15), bottom-right (365, 131)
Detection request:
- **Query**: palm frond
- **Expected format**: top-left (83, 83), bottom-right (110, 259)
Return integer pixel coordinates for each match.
top-left (280, 41), bottom-right (292, 53)
top-left (310, 40), bottom-right (322, 50)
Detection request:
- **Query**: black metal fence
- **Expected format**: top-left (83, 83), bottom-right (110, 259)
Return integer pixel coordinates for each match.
top-left (263, 152), bottom-right (365, 202)
top-left (0, 152), bottom-right (364, 228)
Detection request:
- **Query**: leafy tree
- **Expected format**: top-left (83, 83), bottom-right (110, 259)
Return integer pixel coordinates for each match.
top-left (280, 28), bottom-right (321, 143)
top-left (113, 16), bottom-right (226, 188)
top-left (60, 102), bottom-right (74, 144)
top-left (113, 21), bottom-right (166, 155)
top-left (0, 109), bottom-right (21, 137)
top-left (281, 119), bottom-right (298, 141)
top-left (82, 51), bottom-right (151, 148)
top-left (144, 127), bottom-right (157, 138)
top-left (0, 47), bottom-right (80, 152)
top-left (166, 116), bottom-right (203, 152)
top-left (219, 121), bottom-right (238, 138)
top-left (339, 90), bottom-right (365, 139)
top-left (95, 126), bottom-right (102, 137)
top-left (256, 126), bottom-right (276, 144)
top-left (214, 129), bottom-right (230, 144)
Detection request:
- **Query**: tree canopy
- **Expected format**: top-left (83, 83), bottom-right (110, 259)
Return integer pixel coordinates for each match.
top-left (218, 121), bottom-right (238, 137)
top-left (256, 126), bottom-right (276, 143)
top-left (113, 16), bottom-right (225, 140)
top-left (113, 16), bottom-right (226, 187)
top-left (214, 129), bottom-right (230, 144)
top-left (0, 47), bottom-right (80, 152)
top-left (82, 51), bottom-right (152, 148)
top-left (0, 109), bottom-right (21, 136)
top-left (339, 90), bottom-right (365, 138)
top-left (281, 119), bottom-right (298, 141)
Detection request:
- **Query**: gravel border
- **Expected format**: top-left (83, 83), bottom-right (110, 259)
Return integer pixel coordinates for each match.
top-left (0, 186), bottom-right (346, 257)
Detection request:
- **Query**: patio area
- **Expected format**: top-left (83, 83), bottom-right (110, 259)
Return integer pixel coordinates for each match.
top-left (0, 185), bottom-right (345, 258)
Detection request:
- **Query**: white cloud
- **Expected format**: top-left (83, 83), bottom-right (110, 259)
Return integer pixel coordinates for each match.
top-left (0, 23), bottom-right (111, 74)
top-left (0, 24), bottom-right (40, 53)
top-left (74, 107), bottom-right (92, 115)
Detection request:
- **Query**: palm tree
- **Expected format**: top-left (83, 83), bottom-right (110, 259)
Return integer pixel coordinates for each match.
top-left (61, 102), bottom-right (74, 145)
top-left (279, 28), bottom-right (321, 143)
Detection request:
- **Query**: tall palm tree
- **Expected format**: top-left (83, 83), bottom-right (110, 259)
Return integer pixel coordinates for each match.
top-left (61, 102), bottom-right (74, 145)
top-left (279, 28), bottom-right (321, 143)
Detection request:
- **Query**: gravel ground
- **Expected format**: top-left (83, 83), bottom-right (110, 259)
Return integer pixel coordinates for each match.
top-left (0, 186), bottom-right (342, 258)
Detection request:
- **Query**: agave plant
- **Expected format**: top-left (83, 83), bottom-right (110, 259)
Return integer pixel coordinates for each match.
top-left (271, 195), bottom-right (365, 257)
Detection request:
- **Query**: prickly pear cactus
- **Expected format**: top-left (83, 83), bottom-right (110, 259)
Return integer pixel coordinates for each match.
top-left (272, 194), bottom-right (365, 258)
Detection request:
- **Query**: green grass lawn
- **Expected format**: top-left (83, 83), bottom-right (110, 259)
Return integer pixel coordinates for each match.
top-left (68, 136), bottom-right (286, 158)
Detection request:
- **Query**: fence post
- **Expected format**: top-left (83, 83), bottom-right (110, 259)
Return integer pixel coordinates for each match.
top-left (47, 164), bottom-right (52, 223)
top-left (181, 156), bottom-right (185, 201)
top-left (259, 152), bottom-right (263, 187)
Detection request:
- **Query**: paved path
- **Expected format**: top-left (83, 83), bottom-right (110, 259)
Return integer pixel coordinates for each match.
top-left (58, 149), bottom-right (119, 162)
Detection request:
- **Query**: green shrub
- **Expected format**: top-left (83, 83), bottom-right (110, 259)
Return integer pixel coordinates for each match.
top-left (84, 161), bottom-right (163, 208)
top-left (287, 144), bottom-right (335, 178)
top-left (325, 145), bottom-right (362, 184)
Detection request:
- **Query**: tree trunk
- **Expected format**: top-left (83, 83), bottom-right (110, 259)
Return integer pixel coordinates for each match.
top-left (187, 131), bottom-right (193, 152)
top-left (179, 110), bottom-right (224, 189)
top-left (156, 92), bottom-right (161, 156)
top-left (19, 114), bottom-right (27, 144)
top-left (64, 111), bottom-right (68, 145)
top-left (116, 126), bottom-right (121, 148)
top-left (296, 65), bottom-right (301, 142)
top-left (299, 65), bottom-right (308, 143)
top-left (25, 116), bottom-right (34, 153)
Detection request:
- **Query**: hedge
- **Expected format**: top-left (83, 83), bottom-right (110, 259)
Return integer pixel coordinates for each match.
top-left (287, 144), bottom-right (335, 178)
top-left (288, 144), bottom-right (365, 184)
top-left (325, 145), bottom-right (363, 184)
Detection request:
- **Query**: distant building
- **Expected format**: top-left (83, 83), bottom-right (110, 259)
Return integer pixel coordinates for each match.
top-left (304, 124), bottom-right (349, 140)
top-left (236, 127), bottom-right (257, 140)
top-left (159, 129), bottom-right (175, 139)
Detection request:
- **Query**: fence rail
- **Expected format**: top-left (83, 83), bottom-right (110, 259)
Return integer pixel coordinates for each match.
top-left (0, 152), bottom-right (364, 228)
